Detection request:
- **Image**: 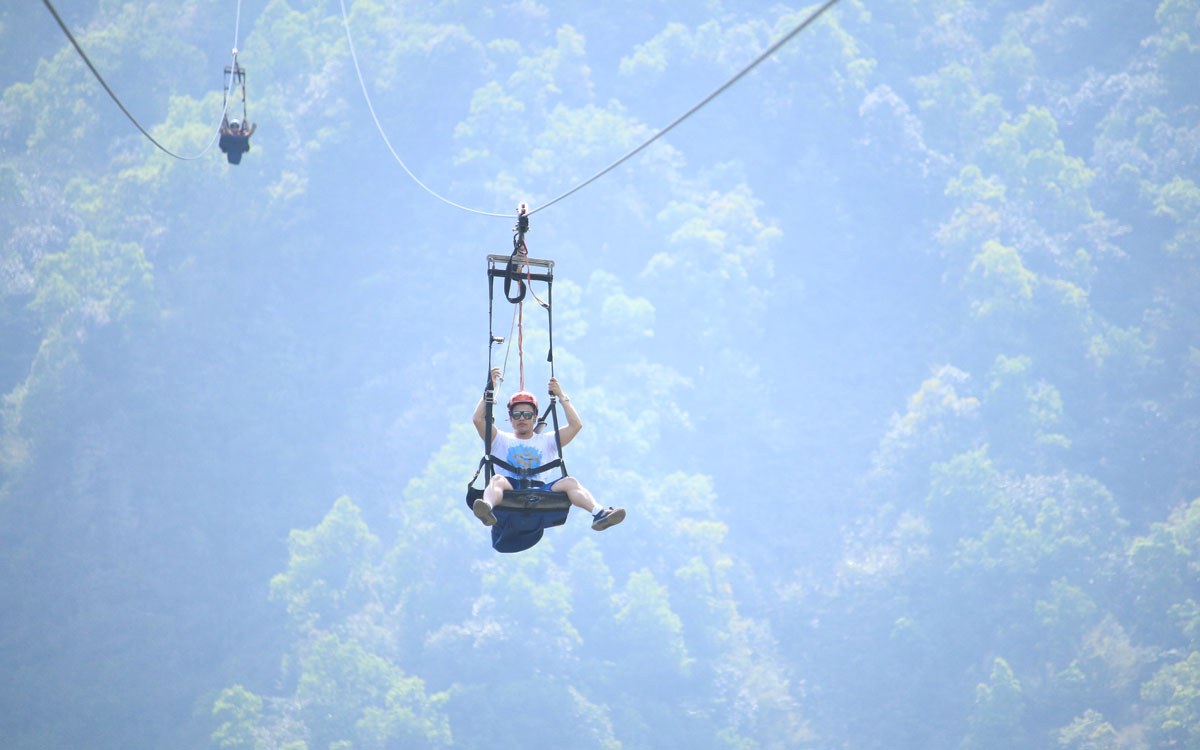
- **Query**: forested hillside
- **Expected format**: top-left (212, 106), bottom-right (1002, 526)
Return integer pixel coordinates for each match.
top-left (2, 0), bottom-right (1198, 748)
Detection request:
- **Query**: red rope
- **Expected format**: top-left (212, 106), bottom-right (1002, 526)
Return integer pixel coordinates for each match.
top-left (512, 233), bottom-right (544, 392)
top-left (518, 300), bottom-right (525, 391)
top-left (516, 236), bottom-right (548, 308)
top-left (525, 266), bottom-right (547, 308)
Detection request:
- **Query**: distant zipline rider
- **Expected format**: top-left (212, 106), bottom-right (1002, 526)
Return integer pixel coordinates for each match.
top-left (466, 206), bottom-right (625, 553)
top-left (218, 52), bottom-right (256, 164)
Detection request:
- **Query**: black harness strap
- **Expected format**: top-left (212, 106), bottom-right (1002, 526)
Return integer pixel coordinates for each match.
top-left (489, 456), bottom-right (563, 477)
top-left (547, 270), bottom-right (554, 367)
top-left (545, 272), bottom-right (567, 480)
top-left (548, 398), bottom-right (567, 480)
top-left (503, 207), bottom-right (531, 303)
top-left (483, 372), bottom-right (495, 486)
top-left (468, 455), bottom-right (488, 487)
top-left (502, 249), bottom-right (526, 303)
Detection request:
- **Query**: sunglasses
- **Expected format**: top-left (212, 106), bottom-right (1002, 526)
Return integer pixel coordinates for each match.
top-left (510, 410), bottom-right (536, 420)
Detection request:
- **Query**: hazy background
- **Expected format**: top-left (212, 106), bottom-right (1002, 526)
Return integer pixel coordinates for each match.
top-left (2, 0), bottom-right (1198, 748)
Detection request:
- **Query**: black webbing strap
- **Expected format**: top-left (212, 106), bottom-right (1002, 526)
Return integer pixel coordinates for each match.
top-left (533, 401), bottom-right (554, 433)
top-left (483, 372), bottom-right (495, 486)
top-left (468, 455), bottom-right (488, 487)
top-left (489, 456), bottom-right (563, 477)
top-left (548, 397), bottom-right (568, 480)
top-left (544, 276), bottom-right (567, 480)
top-left (503, 248), bottom-right (526, 303)
top-left (503, 209), bottom-right (530, 303)
top-left (547, 273), bottom-right (554, 368)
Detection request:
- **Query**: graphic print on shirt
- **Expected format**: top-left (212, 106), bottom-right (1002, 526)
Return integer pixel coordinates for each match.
top-left (506, 444), bottom-right (544, 472)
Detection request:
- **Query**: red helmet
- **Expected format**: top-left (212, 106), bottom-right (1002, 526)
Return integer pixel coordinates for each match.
top-left (507, 391), bottom-right (538, 412)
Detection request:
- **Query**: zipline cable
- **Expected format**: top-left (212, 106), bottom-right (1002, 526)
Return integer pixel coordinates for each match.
top-left (42, 0), bottom-right (244, 161)
top-left (221, 0), bottom-right (246, 130)
top-left (338, 0), bottom-right (512, 218)
top-left (232, 0), bottom-right (243, 55)
top-left (338, 0), bottom-right (841, 218)
top-left (528, 0), bottom-right (841, 216)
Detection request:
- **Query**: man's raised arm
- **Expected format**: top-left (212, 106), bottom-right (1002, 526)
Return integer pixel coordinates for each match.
top-left (474, 368), bottom-right (502, 440)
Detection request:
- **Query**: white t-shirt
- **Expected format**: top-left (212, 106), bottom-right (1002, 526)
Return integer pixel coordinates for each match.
top-left (489, 430), bottom-right (560, 480)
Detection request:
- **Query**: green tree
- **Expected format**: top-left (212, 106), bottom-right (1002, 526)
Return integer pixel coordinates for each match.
top-left (1035, 580), bottom-right (1100, 657)
top-left (270, 496), bottom-right (382, 631)
top-left (914, 63), bottom-right (1006, 154)
top-left (873, 366), bottom-right (982, 501)
top-left (1152, 0), bottom-right (1200, 104)
top-left (1073, 615), bottom-right (1150, 710)
top-left (294, 633), bottom-right (450, 749)
top-left (983, 354), bottom-right (1070, 467)
top-left (965, 240), bottom-right (1037, 319)
top-left (1128, 499), bottom-right (1200, 645)
top-left (29, 230), bottom-right (153, 328)
top-left (1147, 176), bottom-right (1200, 257)
top-left (962, 657), bottom-right (1025, 750)
top-left (614, 568), bottom-right (692, 681)
top-left (980, 107), bottom-right (1097, 233)
top-left (211, 685), bottom-right (265, 750)
top-left (1141, 651), bottom-right (1200, 749)
top-left (925, 446), bottom-right (1002, 549)
top-left (1055, 709), bottom-right (1118, 750)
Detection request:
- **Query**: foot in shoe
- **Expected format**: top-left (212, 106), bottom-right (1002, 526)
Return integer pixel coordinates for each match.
top-left (591, 506), bottom-right (625, 531)
top-left (473, 499), bottom-right (497, 527)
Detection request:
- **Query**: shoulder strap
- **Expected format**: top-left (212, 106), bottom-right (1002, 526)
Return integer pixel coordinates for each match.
top-left (544, 274), bottom-right (566, 479)
top-left (490, 455), bottom-right (563, 477)
top-left (483, 372), bottom-right (495, 485)
top-left (468, 456), bottom-right (488, 487)
top-left (548, 397), bottom-right (568, 479)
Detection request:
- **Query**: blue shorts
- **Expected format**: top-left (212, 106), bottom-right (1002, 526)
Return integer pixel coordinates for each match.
top-left (502, 475), bottom-right (566, 491)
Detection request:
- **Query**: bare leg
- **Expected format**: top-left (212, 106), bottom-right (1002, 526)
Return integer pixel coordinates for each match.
top-left (482, 475), bottom-right (512, 508)
top-left (551, 477), bottom-right (602, 514)
top-left (475, 475), bottom-right (510, 526)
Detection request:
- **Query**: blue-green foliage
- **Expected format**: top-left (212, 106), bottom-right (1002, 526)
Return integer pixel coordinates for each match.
top-left (1, 1), bottom-right (1198, 749)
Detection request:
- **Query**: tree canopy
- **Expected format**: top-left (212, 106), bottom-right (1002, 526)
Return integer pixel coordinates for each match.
top-left (1, 0), bottom-right (1198, 748)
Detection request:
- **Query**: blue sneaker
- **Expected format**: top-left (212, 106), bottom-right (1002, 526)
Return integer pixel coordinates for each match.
top-left (591, 506), bottom-right (625, 531)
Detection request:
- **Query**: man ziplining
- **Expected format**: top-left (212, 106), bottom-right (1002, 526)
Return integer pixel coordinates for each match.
top-left (472, 367), bottom-right (625, 533)
top-left (463, 209), bottom-right (626, 552)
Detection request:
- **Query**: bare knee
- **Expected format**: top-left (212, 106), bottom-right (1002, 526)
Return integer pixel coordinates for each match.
top-left (488, 476), bottom-right (513, 491)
